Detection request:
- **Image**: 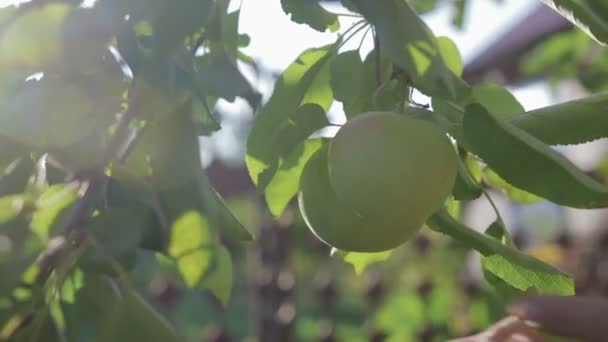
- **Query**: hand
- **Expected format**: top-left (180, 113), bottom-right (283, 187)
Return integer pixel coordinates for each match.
top-left (450, 295), bottom-right (608, 342)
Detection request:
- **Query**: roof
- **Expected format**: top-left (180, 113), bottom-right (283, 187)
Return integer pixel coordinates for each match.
top-left (462, 3), bottom-right (572, 84)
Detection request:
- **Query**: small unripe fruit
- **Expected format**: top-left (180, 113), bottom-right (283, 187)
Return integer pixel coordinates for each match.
top-left (328, 111), bottom-right (457, 222)
top-left (299, 148), bottom-right (409, 252)
top-left (298, 110), bottom-right (457, 252)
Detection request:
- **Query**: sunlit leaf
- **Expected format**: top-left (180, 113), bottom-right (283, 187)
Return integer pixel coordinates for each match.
top-left (246, 44), bottom-right (336, 189)
top-left (464, 104), bottom-right (608, 208)
top-left (266, 138), bottom-right (325, 218)
top-left (483, 168), bottom-right (542, 204)
top-left (437, 36), bottom-right (463, 76)
top-left (168, 210), bottom-right (214, 288)
top-left (341, 249), bottom-right (392, 275)
top-left (31, 183), bottom-right (79, 241)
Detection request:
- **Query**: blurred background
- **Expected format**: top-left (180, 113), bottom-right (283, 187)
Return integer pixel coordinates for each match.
top-left (3, 0), bottom-right (607, 340)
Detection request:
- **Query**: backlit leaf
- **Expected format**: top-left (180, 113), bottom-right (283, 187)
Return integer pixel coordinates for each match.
top-left (200, 245), bottom-right (233, 305)
top-left (168, 210), bottom-right (214, 288)
top-left (350, 0), bottom-right (470, 100)
top-left (265, 138), bottom-right (324, 217)
top-left (281, 0), bottom-right (340, 32)
top-left (464, 104), bottom-right (608, 208)
top-left (246, 44), bottom-right (336, 189)
top-left (539, 0), bottom-right (608, 45)
top-left (428, 210), bottom-right (574, 295)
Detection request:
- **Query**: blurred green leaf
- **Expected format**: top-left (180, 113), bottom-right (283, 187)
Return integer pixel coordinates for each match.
top-left (0, 195), bottom-right (26, 224)
top-left (437, 36), bottom-right (463, 76)
top-left (200, 245), bottom-right (233, 305)
top-left (265, 138), bottom-right (324, 218)
top-left (452, 0), bottom-right (467, 28)
top-left (330, 50), bottom-right (392, 117)
top-left (471, 83), bottom-right (524, 119)
top-left (350, 0), bottom-right (470, 100)
top-left (196, 50), bottom-right (256, 103)
top-left (31, 183), bottom-right (79, 241)
top-left (0, 76), bottom-right (113, 150)
top-left (483, 168), bottom-right (542, 204)
top-left (168, 210), bottom-right (214, 288)
top-left (281, 0), bottom-right (340, 32)
top-left (126, 101), bottom-right (202, 190)
top-left (0, 158), bottom-right (34, 198)
top-left (452, 153), bottom-right (483, 201)
top-left (246, 44), bottom-right (336, 189)
top-left (341, 249), bottom-right (392, 275)
top-left (464, 104), bottom-right (608, 208)
top-left (375, 291), bottom-right (424, 339)
top-left (68, 273), bottom-right (180, 341)
top-left (428, 210), bottom-right (574, 295)
top-left (539, 0), bottom-right (608, 45)
top-left (80, 206), bottom-right (151, 273)
top-left (508, 92), bottom-right (608, 145)
top-left (199, 174), bottom-right (254, 241)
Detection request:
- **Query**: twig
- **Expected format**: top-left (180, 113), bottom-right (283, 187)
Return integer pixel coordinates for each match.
top-left (373, 28), bottom-right (381, 87)
top-left (35, 92), bottom-right (142, 286)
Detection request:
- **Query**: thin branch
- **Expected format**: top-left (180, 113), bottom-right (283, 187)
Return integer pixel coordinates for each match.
top-left (373, 28), bottom-right (381, 87)
top-left (357, 26), bottom-right (372, 52)
top-left (35, 92), bottom-right (142, 286)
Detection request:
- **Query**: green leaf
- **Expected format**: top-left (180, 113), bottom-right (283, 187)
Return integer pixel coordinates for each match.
top-left (168, 210), bottom-right (214, 288)
top-left (507, 92), bottom-right (608, 145)
top-left (246, 44), bottom-right (336, 189)
top-left (0, 157), bottom-right (34, 197)
top-left (437, 36), bottom-right (463, 76)
top-left (483, 168), bottom-right (542, 204)
top-left (0, 195), bottom-right (26, 224)
top-left (330, 50), bottom-right (392, 117)
top-left (434, 91), bottom-right (608, 147)
top-left (340, 249), bottom-right (392, 275)
top-left (539, 0), bottom-right (608, 45)
top-left (0, 76), bottom-right (113, 150)
top-left (281, 0), bottom-right (340, 32)
top-left (427, 210), bottom-right (574, 295)
top-left (471, 83), bottom-right (524, 119)
top-left (350, 0), bottom-right (470, 100)
top-left (196, 49), bottom-right (256, 103)
top-left (198, 174), bottom-right (254, 241)
top-left (464, 104), bottom-right (608, 208)
top-left (125, 101), bottom-right (202, 190)
top-left (484, 220), bottom-right (513, 247)
top-left (82, 206), bottom-right (151, 267)
top-left (31, 183), bottom-right (79, 241)
top-left (452, 153), bottom-right (482, 201)
top-left (200, 245), bottom-right (233, 306)
top-left (69, 274), bottom-right (180, 342)
top-left (452, 0), bottom-right (467, 28)
top-left (265, 138), bottom-right (324, 217)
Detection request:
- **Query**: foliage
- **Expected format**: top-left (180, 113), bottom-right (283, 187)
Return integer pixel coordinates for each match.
top-left (0, 0), bottom-right (607, 340)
